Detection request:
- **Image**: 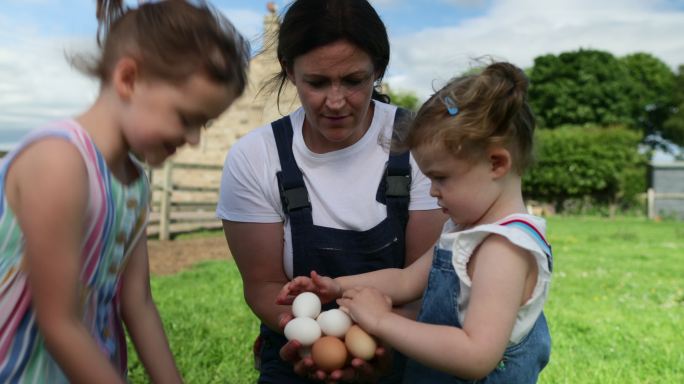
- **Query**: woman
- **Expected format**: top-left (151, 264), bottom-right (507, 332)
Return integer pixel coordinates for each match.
top-left (217, 0), bottom-right (445, 382)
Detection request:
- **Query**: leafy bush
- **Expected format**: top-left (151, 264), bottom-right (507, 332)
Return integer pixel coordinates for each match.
top-left (523, 126), bottom-right (648, 213)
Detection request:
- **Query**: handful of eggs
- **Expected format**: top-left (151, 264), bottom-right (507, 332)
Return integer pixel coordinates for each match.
top-left (284, 292), bottom-right (378, 372)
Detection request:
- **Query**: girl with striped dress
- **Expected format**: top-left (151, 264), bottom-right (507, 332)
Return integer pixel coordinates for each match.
top-left (0, 1), bottom-right (249, 382)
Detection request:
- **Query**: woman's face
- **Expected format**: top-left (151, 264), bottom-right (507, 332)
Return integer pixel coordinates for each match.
top-left (287, 40), bottom-right (377, 153)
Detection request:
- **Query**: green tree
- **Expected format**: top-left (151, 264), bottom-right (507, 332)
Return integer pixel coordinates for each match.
top-left (387, 88), bottom-right (419, 111)
top-left (529, 49), bottom-right (634, 129)
top-left (663, 65), bottom-right (684, 148)
top-left (620, 53), bottom-right (678, 147)
top-left (523, 125), bottom-right (647, 213)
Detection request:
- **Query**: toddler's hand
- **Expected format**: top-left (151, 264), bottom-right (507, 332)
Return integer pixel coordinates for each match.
top-left (276, 271), bottom-right (341, 305)
top-left (337, 287), bottom-right (392, 335)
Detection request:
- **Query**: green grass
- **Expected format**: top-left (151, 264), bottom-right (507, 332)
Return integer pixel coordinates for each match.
top-left (127, 216), bottom-right (684, 383)
top-left (127, 261), bottom-right (261, 383)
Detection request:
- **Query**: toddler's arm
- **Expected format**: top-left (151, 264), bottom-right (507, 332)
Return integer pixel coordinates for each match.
top-left (340, 234), bottom-right (537, 379)
top-left (336, 248), bottom-right (433, 305)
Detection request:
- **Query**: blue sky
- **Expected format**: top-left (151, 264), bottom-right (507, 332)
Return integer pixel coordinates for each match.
top-left (1, 0), bottom-right (684, 142)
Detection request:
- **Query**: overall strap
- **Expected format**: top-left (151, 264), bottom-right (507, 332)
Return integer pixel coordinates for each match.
top-left (500, 218), bottom-right (553, 272)
top-left (271, 116), bottom-right (313, 225)
top-left (381, 107), bottom-right (412, 228)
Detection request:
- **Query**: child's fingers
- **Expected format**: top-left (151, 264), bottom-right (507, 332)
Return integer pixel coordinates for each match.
top-left (341, 286), bottom-right (360, 298)
top-left (275, 283), bottom-right (296, 304)
top-left (336, 300), bottom-right (351, 315)
top-left (277, 312), bottom-right (294, 330)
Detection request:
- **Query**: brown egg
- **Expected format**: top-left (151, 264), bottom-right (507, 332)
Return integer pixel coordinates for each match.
top-left (312, 336), bottom-right (348, 372)
top-left (344, 325), bottom-right (377, 360)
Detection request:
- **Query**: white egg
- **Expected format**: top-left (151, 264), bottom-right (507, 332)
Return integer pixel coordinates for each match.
top-left (284, 317), bottom-right (321, 347)
top-left (316, 309), bottom-right (352, 338)
top-left (292, 292), bottom-right (322, 318)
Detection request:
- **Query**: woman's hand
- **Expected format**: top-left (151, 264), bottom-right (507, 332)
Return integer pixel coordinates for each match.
top-left (276, 271), bottom-right (342, 305)
top-left (277, 304), bottom-right (393, 383)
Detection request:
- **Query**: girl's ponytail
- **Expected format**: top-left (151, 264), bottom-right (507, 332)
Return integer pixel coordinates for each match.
top-left (95, 0), bottom-right (126, 46)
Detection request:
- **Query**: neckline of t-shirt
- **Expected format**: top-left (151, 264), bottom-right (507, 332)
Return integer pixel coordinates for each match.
top-left (292, 100), bottom-right (392, 162)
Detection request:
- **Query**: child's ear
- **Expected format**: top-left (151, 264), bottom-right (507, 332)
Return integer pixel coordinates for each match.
top-left (112, 57), bottom-right (139, 100)
top-left (488, 147), bottom-right (512, 179)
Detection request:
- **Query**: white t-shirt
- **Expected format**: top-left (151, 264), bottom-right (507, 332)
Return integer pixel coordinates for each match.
top-left (217, 101), bottom-right (439, 279)
top-left (438, 214), bottom-right (552, 344)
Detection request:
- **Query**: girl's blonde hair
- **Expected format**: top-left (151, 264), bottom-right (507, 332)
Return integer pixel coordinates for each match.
top-left (408, 62), bottom-right (536, 174)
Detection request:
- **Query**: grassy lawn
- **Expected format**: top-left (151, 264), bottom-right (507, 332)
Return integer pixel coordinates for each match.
top-left (127, 216), bottom-right (684, 383)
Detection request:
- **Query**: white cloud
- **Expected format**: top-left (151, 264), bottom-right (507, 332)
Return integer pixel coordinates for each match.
top-left (0, 7), bottom-right (263, 135)
top-left (387, 0), bottom-right (684, 99)
top-left (0, 17), bottom-right (98, 133)
top-left (219, 8), bottom-right (264, 43)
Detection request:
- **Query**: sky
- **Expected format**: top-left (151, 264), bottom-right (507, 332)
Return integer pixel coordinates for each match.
top-left (1, 0), bottom-right (684, 143)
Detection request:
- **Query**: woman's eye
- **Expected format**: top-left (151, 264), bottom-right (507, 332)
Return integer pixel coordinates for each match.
top-left (343, 78), bottom-right (363, 86)
top-left (306, 80), bottom-right (326, 88)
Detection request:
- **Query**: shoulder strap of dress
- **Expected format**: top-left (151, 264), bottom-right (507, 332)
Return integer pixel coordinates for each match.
top-left (500, 218), bottom-right (553, 272)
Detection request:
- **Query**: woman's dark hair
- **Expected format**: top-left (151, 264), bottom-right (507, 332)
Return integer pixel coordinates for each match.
top-left (74, 0), bottom-right (250, 96)
top-left (267, 0), bottom-right (391, 107)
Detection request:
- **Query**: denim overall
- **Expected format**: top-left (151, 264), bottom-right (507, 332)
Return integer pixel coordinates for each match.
top-left (256, 110), bottom-right (412, 384)
top-left (403, 222), bottom-right (552, 384)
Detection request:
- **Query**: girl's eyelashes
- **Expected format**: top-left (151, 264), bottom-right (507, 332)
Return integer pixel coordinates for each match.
top-left (179, 113), bottom-right (212, 129)
top-left (178, 113), bottom-right (190, 127)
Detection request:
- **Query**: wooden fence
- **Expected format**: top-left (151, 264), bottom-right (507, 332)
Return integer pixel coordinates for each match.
top-left (147, 161), bottom-right (224, 240)
top-left (646, 188), bottom-right (684, 220)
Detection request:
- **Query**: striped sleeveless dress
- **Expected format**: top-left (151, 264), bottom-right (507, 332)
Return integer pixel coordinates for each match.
top-left (0, 120), bottom-right (149, 382)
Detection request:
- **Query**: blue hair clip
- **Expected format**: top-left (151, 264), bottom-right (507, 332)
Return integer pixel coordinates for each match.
top-left (444, 96), bottom-right (459, 116)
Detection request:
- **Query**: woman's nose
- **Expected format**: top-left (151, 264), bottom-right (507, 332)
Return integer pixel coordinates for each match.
top-left (325, 85), bottom-right (346, 110)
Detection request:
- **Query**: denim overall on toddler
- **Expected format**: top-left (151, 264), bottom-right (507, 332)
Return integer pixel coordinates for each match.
top-left (256, 110), bottom-right (412, 384)
top-left (403, 221), bottom-right (552, 384)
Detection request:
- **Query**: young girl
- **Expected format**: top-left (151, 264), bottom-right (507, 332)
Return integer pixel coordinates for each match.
top-left (0, 1), bottom-right (249, 382)
top-left (278, 62), bottom-right (553, 383)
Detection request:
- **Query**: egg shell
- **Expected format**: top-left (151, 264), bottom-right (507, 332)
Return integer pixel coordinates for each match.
top-left (292, 292), bottom-right (322, 318)
top-left (284, 317), bottom-right (321, 347)
top-left (344, 325), bottom-right (377, 360)
top-left (312, 336), bottom-right (348, 372)
top-left (317, 309), bottom-right (352, 337)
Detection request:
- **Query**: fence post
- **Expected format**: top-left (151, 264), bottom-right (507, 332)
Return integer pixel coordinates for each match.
top-left (647, 188), bottom-right (655, 220)
top-left (159, 161), bottom-right (173, 240)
